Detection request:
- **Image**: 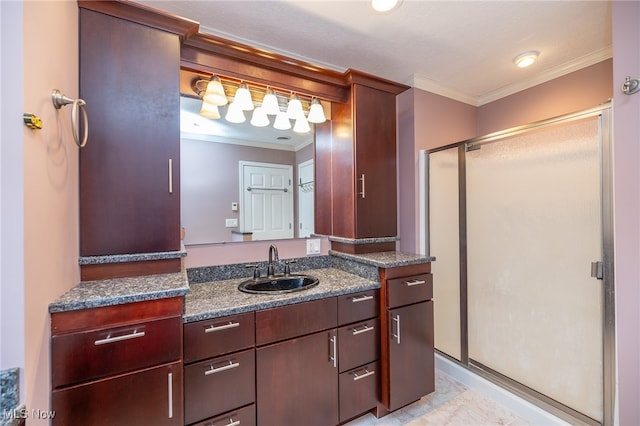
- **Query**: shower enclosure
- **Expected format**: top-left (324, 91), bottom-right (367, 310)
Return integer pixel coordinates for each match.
top-left (425, 106), bottom-right (614, 425)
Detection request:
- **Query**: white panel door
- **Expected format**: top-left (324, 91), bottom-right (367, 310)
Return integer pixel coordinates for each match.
top-left (240, 161), bottom-right (293, 240)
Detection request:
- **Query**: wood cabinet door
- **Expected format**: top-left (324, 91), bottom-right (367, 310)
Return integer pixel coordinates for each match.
top-left (52, 361), bottom-right (183, 426)
top-left (387, 301), bottom-right (435, 411)
top-left (353, 84), bottom-right (397, 238)
top-left (79, 9), bottom-right (180, 256)
top-left (256, 330), bottom-right (339, 426)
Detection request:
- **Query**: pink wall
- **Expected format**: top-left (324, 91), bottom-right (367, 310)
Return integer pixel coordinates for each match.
top-left (22, 1), bottom-right (80, 423)
top-left (478, 60), bottom-right (613, 135)
top-left (612, 2), bottom-right (640, 424)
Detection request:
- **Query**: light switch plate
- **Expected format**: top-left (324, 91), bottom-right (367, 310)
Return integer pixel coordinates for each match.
top-left (225, 218), bottom-right (238, 228)
top-left (306, 238), bottom-right (321, 255)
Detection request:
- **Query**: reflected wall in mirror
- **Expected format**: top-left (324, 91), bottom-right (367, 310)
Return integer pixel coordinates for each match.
top-left (180, 95), bottom-right (315, 244)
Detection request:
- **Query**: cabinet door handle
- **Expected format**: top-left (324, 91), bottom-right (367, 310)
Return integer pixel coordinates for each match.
top-left (359, 174), bottom-right (366, 198)
top-left (352, 368), bottom-right (376, 381)
top-left (392, 315), bottom-right (401, 344)
top-left (329, 335), bottom-right (337, 368)
top-left (94, 330), bottom-right (145, 345)
top-left (205, 360), bottom-right (240, 376)
top-left (168, 158), bottom-right (173, 194)
top-left (352, 324), bottom-right (375, 335)
top-left (404, 279), bottom-right (426, 286)
top-left (167, 372), bottom-right (173, 419)
top-left (204, 321), bottom-right (240, 333)
top-left (352, 294), bottom-right (373, 303)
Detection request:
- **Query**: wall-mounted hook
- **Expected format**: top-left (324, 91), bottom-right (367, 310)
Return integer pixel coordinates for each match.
top-left (621, 76), bottom-right (640, 95)
top-left (51, 89), bottom-right (89, 148)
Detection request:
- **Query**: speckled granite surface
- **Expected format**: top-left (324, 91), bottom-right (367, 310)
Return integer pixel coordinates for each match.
top-left (330, 251), bottom-right (435, 268)
top-left (327, 235), bottom-right (399, 244)
top-left (48, 269), bottom-right (189, 313)
top-left (184, 268), bottom-right (379, 323)
top-left (78, 244), bottom-right (187, 265)
top-left (0, 368), bottom-right (19, 425)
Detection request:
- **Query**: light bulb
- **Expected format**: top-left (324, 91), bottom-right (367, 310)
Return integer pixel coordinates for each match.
top-left (307, 98), bottom-right (326, 124)
top-left (261, 89), bottom-right (281, 115)
top-left (273, 111), bottom-right (292, 130)
top-left (234, 83), bottom-right (254, 111)
top-left (286, 94), bottom-right (305, 120)
top-left (203, 76), bottom-right (227, 106)
top-left (250, 106), bottom-right (270, 127)
top-left (225, 101), bottom-right (246, 123)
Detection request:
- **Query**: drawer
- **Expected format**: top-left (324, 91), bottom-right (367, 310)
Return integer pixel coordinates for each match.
top-left (387, 273), bottom-right (433, 308)
top-left (339, 361), bottom-right (380, 423)
top-left (184, 312), bottom-right (255, 363)
top-left (190, 404), bottom-right (256, 426)
top-left (52, 361), bottom-right (183, 426)
top-left (51, 315), bottom-right (182, 388)
top-left (338, 318), bottom-right (380, 373)
top-left (184, 349), bottom-right (255, 425)
top-left (255, 297), bottom-right (337, 346)
top-left (338, 289), bottom-right (379, 325)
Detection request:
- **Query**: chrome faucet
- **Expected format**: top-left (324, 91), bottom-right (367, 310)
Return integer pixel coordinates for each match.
top-left (267, 244), bottom-right (279, 276)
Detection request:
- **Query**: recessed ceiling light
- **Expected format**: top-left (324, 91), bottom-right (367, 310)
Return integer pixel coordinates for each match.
top-left (513, 51), bottom-right (539, 68)
top-left (371, 0), bottom-right (401, 13)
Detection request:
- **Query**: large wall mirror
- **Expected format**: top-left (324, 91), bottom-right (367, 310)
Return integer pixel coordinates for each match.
top-left (180, 71), bottom-right (327, 245)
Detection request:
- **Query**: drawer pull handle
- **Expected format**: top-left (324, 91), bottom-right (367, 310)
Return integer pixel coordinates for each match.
top-left (392, 315), bottom-right (401, 344)
top-left (353, 368), bottom-right (376, 381)
top-left (404, 279), bottom-right (426, 286)
top-left (330, 335), bottom-right (337, 368)
top-left (168, 372), bottom-right (173, 419)
top-left (352, 324), bottom-right (375, 335)
top-left (225, 419), bottom-right (240, 426)
top-left (205, 360), bottom-right (239, 376)
top-left (352, 295), bottom-right (373, 303)
top-left (94, 330), bottom-right (145, 345)
top-left (205, 321), bottom-right (240, 333)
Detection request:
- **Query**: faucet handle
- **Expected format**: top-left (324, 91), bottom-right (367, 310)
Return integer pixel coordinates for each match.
top-left (283, 259), bottom-right (297, 276)
top-left (245, 264), bottom-right (261, 279)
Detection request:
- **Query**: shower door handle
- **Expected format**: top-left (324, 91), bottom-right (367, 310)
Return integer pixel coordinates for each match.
top-left (591, 261), bottom-right (603, 280)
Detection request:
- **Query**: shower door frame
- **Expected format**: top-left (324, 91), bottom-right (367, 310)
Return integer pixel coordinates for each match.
top-left (424, 105), bottom-right (615, 426)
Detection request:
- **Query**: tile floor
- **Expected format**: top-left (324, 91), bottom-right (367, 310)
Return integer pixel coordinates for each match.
top-left (346, 370), bottom-right (530, 426)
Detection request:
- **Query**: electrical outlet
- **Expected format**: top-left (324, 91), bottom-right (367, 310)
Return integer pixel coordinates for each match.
top-left (225, 218), bottom-right (238, 228)
top-left (306, 238), bottom-right (321, 255)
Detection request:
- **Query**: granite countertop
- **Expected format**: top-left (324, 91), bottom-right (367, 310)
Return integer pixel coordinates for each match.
top-left (48, 269), bottom-right (190, 313)
top-left (329, 250), bottom-right (435, 268)
top-left (184, 267), bottom-right (379, 323)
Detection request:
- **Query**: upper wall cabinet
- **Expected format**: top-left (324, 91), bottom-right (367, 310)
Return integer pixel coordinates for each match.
top-left (79, 8), bottom-right (182, 258)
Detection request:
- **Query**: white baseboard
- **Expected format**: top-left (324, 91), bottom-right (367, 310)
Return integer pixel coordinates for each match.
top-left (435, 354), bottom-right (570, 425)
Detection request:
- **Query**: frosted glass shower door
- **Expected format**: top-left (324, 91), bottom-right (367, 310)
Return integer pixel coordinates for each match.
top-left (428, 147), bottom-right (462, 360)
top-left (466, 116), bottom-right (603, 422)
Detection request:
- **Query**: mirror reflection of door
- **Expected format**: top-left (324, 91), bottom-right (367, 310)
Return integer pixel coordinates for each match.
top-left (240, 161), bottom-right (294, 240)
top-left (297, 159), bottom-right (314, 238)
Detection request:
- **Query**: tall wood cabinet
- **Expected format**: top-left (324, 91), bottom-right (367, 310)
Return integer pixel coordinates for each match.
top-left (78, 7), bottom-right (181, 258)
top-left (317, 74), bottom-right (409, 254)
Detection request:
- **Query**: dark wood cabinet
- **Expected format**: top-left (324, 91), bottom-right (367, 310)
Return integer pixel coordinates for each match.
top-left (256, 329), bottom-right (340, 426)
top-left (79, 8), bottom-right (181, 258)
top-left (317, 76), bottom-right (408, 253)
top-left (379, 265), bottom-right (435, 413)
top-left (50, 297), bottom-right (184, 426)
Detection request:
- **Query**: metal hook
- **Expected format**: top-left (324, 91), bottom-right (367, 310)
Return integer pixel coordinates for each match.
top-left (621, 76), bottom-right (640, 95)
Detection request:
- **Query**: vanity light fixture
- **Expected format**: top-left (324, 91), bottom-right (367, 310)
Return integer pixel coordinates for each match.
top-left (371, 0), bottom-right (401, 13)
top-left (234, 82), bottom-right (254, 111)
top-left (273, 110), bottom-right (292, 130)
top-left (286, 94), bottom-right (305, 120)
top-left (307, 98), bottom-right (326, 124)
top-left (250, 106), bottom-right (270, 127)
top-left (199, 101), bottom-right (221, 120)
top-left (513, 51), bottom-right (539, 68)
top-left (202, 76), bottom-right (227, 106)
top-left (225, 101), bottom-right (246, 123)
top-left (261, 88), bottom-right (281, 115)
top-left (293, 116), bottom-right (311, 133)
